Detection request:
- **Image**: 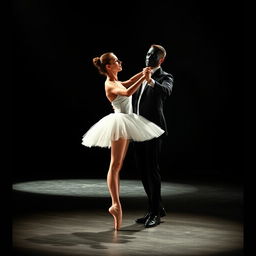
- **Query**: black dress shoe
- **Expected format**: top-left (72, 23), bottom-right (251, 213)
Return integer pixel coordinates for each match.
top-left (136, 208), bottom-right (166, 224)
top-left (145, 215), bottom-right (161, 228)
top-left (135, 212), bottom-right (151, 224)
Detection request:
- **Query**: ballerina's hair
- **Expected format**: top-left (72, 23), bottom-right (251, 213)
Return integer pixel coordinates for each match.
top-left (92, 52), bottom-right (114, 76)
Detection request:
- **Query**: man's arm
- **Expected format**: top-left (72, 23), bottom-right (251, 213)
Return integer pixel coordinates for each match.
top-left (153, 75), bottom-right (174, 96)
top-left (145, 70), bottom-right (173, 96)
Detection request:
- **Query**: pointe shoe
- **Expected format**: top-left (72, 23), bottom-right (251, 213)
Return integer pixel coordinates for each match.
top-left (109, 205), bottom-right (122, 230)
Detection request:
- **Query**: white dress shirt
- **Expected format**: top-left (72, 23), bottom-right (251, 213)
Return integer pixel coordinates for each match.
top-left (136, 66), bottom-right (160, 115)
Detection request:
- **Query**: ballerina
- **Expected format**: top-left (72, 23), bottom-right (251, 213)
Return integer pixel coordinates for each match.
top-left (82, 52), bottom-right (164, 230)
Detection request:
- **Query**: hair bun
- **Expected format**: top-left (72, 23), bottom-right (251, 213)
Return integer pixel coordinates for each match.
top-left (92, 57), bottom-right (101, 66)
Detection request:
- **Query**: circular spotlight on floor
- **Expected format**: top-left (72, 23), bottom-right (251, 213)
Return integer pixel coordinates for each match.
top-left (13, 179), bottom-right (198, 198)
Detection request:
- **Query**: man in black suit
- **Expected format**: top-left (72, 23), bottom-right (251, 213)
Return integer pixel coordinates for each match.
top-left (132, 44), bottom-right (174, 228)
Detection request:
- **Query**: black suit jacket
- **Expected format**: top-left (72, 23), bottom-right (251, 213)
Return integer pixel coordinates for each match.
top-left (132, 67), bottom-right (173, 135)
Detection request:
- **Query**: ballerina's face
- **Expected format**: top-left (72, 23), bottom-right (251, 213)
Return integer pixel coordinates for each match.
top-left (107, 54), bottom-right (122, 72)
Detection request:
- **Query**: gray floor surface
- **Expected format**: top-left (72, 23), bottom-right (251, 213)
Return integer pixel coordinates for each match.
top-left (12, 179), bottom-right (243, 256)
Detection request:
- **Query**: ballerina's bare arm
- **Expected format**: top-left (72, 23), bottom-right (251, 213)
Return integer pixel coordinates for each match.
top-left (105, 75), bottom-right (146, 99)
top-left (120, 71), bottom-right (144, 88)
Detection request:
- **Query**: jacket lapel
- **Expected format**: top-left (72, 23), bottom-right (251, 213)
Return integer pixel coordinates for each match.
top-left (135, 67), bottom-right (163, 108)
top-left (151, 67), bottom-right (162, 80)
top-left (141, 67), bottom-right (162, 97)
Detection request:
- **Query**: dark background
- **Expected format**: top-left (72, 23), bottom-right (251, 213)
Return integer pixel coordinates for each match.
top-left (12, 1), bottom-right (244, 184)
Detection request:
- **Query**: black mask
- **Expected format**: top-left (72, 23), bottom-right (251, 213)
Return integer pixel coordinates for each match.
top-left (145, 47), bottom-right (161, 67)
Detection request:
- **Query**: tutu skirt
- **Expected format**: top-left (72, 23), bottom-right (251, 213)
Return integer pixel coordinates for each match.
top-left (82, 113), bottom-right (165, 148)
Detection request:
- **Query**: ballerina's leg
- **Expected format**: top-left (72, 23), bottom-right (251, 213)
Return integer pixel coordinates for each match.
top-left (107, 138), bottom-right (129, 230)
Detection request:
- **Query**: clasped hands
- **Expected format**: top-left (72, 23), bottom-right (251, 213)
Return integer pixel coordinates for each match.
top-left (143, 67), bottom-right (152, 83)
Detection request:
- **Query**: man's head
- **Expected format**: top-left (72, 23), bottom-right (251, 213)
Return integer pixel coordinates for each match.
top-left (145, 44), bottom-right (166, 68)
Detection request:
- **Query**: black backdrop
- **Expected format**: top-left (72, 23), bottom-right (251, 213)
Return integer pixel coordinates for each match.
top-left (12, 1), bottom-right (243, 184)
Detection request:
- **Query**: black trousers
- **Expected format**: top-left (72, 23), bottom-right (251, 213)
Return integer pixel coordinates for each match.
top-left (134, 137), bottom-right (164, 215)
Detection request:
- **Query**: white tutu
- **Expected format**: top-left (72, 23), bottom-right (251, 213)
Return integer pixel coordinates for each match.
top-left (82, 113), bottom-right (165, 148)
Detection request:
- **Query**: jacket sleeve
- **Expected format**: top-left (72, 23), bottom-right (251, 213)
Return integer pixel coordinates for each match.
top-left (153, 74), bottom-right (174, 97)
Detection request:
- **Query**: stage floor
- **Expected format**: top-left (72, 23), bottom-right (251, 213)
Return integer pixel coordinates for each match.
top-left (12, 179), bottom-right (243, 256)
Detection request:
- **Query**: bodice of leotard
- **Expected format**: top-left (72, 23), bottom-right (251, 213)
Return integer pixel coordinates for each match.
top-left (111, 95), bottom-right (133, 114)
